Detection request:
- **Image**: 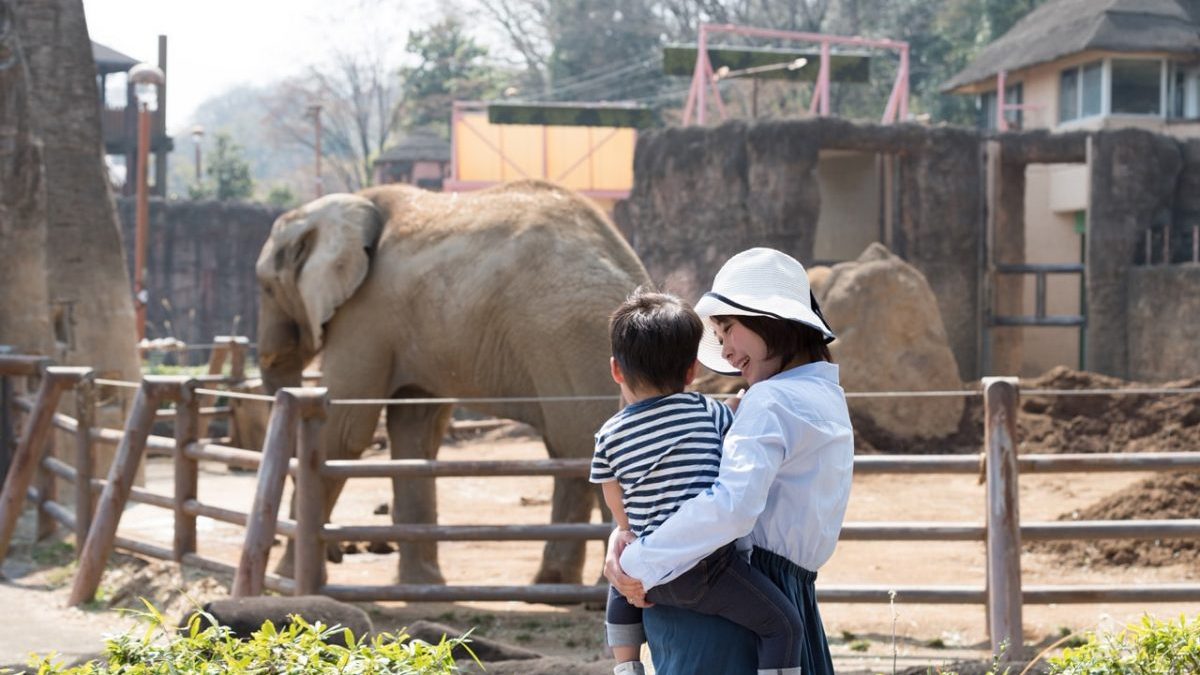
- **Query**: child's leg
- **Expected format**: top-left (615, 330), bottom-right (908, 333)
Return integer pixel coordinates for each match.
top-left (605, 585), bottom-right (645, 665)
top-left (647, 547), bottom-right (803, 671)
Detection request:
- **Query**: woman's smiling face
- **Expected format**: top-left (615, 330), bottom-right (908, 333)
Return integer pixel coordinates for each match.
top-left (713, 316), bottom-right (784, 385)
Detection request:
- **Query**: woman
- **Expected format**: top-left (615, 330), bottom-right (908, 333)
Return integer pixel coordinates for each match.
top-left (604, 248), bottom-right (854, 675)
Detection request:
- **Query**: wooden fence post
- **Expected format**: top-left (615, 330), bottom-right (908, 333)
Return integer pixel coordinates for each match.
top-left (35, 433), bottom-right (56, 541)
top-left (73, 375), bottom-right (96, 554)
top-left (233, 389), bottom-right (299, 597)
top-left (69, 376), bottom-right (184, 606)
top-left (223, 336), bottom-right (249, 382)
top-left (0, 367), bottom-right (87, 564)
top-left (0, 345), bottom-right (14, 489)
top-left (984, 376), bottom-right (1023, 660)
top-left (294, 389), bottom-right (329, 595)
top-left (174, 380), bottom-right (200, 561)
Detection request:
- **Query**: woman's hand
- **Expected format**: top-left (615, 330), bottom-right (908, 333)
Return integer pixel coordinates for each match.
top-left (727, 388), bottom-right (746, 413)
top-left (605, 528), bottom-right (650, 607)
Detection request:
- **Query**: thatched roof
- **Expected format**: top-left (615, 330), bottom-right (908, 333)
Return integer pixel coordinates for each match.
top-left (376, 133), bottom-right (451, 163)
top-left (92, 41), bottom-right (140, 74)
top-left (942, 0), bottom-right (1200, 92)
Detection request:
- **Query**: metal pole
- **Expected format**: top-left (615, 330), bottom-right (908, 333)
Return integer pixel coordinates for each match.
top-left (997, 71), bottom-right (1008, 132)
top-left (310, 105), bottom-right (323, 198)
top-left (697, 27), bottom-right (708, 125)
top-left (134, 101), bottom-right (151, 341)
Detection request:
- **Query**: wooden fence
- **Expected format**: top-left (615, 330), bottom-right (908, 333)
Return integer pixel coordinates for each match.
top-left (1, 352), bottom-right (1199, 659)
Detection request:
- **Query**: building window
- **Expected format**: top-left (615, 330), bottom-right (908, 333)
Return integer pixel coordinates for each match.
top-left (1111, 59), bottom-right (1163, 115)
top-left (1060, 60), bottom-right (1103, 122)
top-left (1170, 64), bottom-right (1200, 119)
top-left (979, 83), bottom-right (1023, 130)
top-left (1081, 62), bottom-right (1103, 117)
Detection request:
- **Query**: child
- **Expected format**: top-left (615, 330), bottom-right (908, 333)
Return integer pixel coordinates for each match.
top-left (591, 288), bottom-right (804, 675)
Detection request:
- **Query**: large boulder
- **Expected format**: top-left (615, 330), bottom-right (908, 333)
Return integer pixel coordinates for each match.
top-left (814, 243), bottom-right (965, 440)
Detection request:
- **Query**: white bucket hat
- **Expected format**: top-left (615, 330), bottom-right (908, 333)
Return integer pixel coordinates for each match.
top-left (694, 247), bottom-right (836, 375)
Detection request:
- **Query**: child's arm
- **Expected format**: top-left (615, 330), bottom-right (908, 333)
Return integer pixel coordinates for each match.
top-left (601, 480), bottom-right (632, 532)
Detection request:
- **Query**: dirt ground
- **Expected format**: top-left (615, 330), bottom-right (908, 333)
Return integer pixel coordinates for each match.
top-left (1, 366), bottom-right (1197, 671)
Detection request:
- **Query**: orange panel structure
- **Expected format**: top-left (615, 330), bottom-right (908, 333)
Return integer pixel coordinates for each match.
top-left (447, 102), bottom-right (635, 212)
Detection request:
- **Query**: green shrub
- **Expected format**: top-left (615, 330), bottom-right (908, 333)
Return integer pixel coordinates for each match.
top-left (1048, 614), bottom-right (1200, 674)
top-left (18, 600), bottom-right (475, 674)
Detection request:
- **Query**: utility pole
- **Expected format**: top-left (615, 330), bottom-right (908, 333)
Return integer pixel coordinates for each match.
top-left (307, 104), bottom-right (323, 198)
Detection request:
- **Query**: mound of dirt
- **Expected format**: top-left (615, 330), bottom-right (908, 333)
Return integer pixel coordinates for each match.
top-left (1031, 473), bottom-right (1200, 568)
top-left (98, 554), bottom-right (229, 618)
top-left (1019, 367), bottom-right (1200, 455)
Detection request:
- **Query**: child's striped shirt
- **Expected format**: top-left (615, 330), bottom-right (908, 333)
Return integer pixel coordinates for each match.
top-left (590, 392), bottom-right (733, 537)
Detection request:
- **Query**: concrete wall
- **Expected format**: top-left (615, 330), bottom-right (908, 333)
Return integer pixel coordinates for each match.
top-left (1021, 164), bottom-right (1084, 375)
top-left (1086, 129), bottom-right (1184, 378)
top-left (1127, 265), bottom-right (1200, 381)
top-left (814, 150), bottom-right (880, 264)
top-left (115, 198), bottom-right (281, 351)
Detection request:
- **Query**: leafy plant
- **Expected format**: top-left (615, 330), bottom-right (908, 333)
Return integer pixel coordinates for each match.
top-left (1048, 614), bottom-right (1200, 674)
top-left (23, 599), bottom-right (476, 674)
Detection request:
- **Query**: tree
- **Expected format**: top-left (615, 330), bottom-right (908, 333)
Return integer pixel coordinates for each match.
top-left (0, 0), bottom-right (55, 358)
top-left (12, 0), bottom-right (138, 383)
top-left (263, 47), bottom-right (403, 191)
top-left (265, 184), bottom-right (299, 210)
top-left (400, 18), bottom-right (504, 135)
top-left (204, 132), bottom-right (254, 201)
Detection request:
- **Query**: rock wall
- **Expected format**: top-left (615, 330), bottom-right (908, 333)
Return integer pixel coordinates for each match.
top-left (1086, 130), bottom-right (1183, 379)
top-left (616, 117), bottom-right (983, 380)
top-left (18, 0), bottom-right (140, 382)
top-left (115, 198), bottom-right (281, 350)
top-left (1127, 265), bottom-right (1200, 381)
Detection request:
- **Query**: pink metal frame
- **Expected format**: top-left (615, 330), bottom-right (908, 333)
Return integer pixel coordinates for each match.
top-left (684, 23), bottom-right (910, 125)
top-left (994, 71), bottom-right (1043, 132)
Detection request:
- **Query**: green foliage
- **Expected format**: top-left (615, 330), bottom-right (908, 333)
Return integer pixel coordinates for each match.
top-left (206, 132), bottom-right (255, 201)
top-left (1048, 614), bottom-right (1200, 674)
top-left (400, 18), bottom-right (504, 135)
top-left (265, 184), bottom-right (300, 210)
top-left (24, 599), bottom-right (476, 674)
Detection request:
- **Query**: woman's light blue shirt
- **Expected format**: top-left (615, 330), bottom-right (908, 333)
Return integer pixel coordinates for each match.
top-left (620, 361), bottom-right (854, 588)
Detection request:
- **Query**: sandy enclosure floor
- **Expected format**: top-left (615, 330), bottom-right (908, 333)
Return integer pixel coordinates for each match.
top-left (2, 432), bottom-right (1196, 671)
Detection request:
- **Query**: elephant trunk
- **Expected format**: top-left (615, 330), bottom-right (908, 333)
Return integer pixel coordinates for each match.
top-left (258, 292), bottom-right (310, 394)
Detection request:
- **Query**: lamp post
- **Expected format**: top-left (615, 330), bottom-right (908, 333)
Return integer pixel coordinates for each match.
top-left (306, 104), bottom-right (323, 198)
top-left (190, 125), bottom-right (204, 183)
top-left (713, 58), bottom-right (808, 118)
top-left (129, 62), bottom-right (164, 342)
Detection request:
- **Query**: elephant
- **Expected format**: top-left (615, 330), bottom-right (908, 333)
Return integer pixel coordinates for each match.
top-left (255, 180), bottom-right (651, 584)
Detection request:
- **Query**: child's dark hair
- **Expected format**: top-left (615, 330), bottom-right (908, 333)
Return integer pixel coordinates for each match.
top-left (718, 315), bottom-right (834, 365)
top-left (610, 288), bottom-right (704, 393)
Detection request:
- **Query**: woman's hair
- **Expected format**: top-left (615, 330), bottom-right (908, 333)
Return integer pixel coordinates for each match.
top-left (719, 315), bottom-right (833, 365)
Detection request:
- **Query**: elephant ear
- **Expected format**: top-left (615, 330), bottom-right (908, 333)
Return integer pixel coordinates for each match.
top-left (258, 194), bottom-right (384, 352)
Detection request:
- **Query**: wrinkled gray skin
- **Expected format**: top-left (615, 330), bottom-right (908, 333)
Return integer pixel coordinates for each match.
top-left (256, 181), bottom-right (650, 584)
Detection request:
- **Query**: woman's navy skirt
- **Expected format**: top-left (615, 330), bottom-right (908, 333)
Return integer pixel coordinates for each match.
top-left (642, 547), bottom-right (834, 675)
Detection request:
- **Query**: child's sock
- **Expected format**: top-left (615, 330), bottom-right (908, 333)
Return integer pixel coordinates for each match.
top-left (613, 661), bottom-right (646, 675)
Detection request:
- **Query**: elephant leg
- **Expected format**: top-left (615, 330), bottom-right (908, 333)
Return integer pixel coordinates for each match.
top-left (388, 399), bottom-right (453, 584)
top-left (274, 400), bottom-right (381, 580)
top-left (535, 475), bottom-right (595, 584)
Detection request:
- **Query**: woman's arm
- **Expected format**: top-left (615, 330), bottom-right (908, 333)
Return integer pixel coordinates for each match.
top-left (620, 396), bottom-right (790, 589)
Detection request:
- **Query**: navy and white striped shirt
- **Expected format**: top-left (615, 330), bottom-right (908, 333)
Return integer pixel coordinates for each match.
top-left (590, 392), bottom-right (733, 537)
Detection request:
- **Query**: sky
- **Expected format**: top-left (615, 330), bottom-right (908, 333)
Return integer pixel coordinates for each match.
top-left (82, 0), bottom-right (443, 131)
